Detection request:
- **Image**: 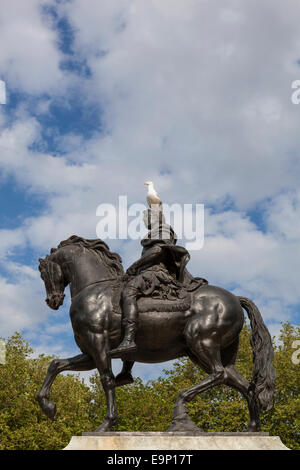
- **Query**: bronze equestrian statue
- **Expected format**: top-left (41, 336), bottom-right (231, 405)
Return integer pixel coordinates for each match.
top-left (110, 209), bottom-right (207, 358)
top-left (36, 208), bottom-right (276, 433)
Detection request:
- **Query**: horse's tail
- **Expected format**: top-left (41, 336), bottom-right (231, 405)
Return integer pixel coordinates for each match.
top-left (238, 296), bottom-right (276, 411)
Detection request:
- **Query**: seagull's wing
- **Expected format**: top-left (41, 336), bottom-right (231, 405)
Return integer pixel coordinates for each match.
top-left (147, 193), bottom-right (162, 208)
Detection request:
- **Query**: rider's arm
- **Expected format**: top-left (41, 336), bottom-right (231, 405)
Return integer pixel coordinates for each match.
top-left (126, 245), bottom-right (163, 275)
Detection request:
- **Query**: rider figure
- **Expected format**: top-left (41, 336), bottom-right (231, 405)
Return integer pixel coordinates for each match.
top-left (109, 208), bottom-right (192, 358)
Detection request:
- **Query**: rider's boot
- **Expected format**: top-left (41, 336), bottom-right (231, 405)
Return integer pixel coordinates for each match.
top-left (109, 319), bottom-right (138, 358)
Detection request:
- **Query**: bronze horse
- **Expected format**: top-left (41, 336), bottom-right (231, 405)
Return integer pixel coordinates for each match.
top-left (37, 235), bottom-right (276, 432)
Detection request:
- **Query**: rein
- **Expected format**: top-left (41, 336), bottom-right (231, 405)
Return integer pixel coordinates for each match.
top-left (71, 276), bottom-right (125, 300)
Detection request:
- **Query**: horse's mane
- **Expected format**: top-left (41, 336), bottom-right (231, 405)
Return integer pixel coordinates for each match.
top-left (57, 235), bottom-right (124, 276)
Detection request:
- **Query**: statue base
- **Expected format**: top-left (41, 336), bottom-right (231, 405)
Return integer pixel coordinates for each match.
top-left (63, 432), bottom-right (289, 450)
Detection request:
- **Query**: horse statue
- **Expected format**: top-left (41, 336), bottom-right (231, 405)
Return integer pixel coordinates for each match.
top-left (37, 235), bottom-right (276, 433)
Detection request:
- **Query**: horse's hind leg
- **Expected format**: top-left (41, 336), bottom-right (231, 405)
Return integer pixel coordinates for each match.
top-left (36, 353), bottom-right (95, 420)
top-left (115, 360), bottom-right (134, 387)
top-left (224, 366), bottom-right (261, 431)
top-left (169, 335), bottom-right (226, 432)
top-left (221, 339), bottom-right (261, 432)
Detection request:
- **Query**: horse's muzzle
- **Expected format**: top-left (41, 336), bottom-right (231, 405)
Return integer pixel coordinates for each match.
top-left (46, 293), bottom-right (65, 310)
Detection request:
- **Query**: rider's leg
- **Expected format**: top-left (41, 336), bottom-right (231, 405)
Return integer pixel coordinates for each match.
top-left (109, 284), bottom-right (139, 357)
top-left (110, 298), bottom-right (138, 357)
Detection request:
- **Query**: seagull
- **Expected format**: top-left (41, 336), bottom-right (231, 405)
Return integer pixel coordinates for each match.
top-left (144, 181), bottom-right (162, 209)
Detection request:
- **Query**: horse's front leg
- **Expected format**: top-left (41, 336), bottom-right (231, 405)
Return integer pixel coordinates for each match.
top-left (87, 330), bottom-right (118, 432)
top-left (36, 353), bottom-right (95, 420)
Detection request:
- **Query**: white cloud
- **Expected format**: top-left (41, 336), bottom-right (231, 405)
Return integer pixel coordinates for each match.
top-left (0, 80), bottom-right (6, 104)
top-left (189, 207), bottom-right (300, 325)
top-left (266, 190), bottom-right (300, 241)
top-left (0, 229), bottom-right (25, 259)
top-left (0, 0), bottom-right (299, 377)
top-left (0, 271), bottom-right (48, 336)
top-left (0, 0), bottom-right (67, 94)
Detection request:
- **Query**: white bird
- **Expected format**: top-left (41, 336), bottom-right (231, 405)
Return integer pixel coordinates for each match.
top-left (144, 181), bottom-right (162, 209)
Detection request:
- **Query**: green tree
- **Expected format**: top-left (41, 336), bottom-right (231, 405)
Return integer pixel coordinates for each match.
top-left (0, 332), bottom-right (93, 450)
top-left (0, 323), bottom-right (299, 450)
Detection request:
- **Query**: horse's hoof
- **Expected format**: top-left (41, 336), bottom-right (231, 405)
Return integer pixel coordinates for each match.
top-left (37, 396), bottom-right (57, 421)
top-left (94, 418), bottom-right (117, 432)
top-left (246, 425), bottom-right (260, 432)
top-left (115, 373), bottom-right (134, 387)
top-left (44, 401), bottom-right (57, 421)
top-left (168, 415), bottom-right (203, 433)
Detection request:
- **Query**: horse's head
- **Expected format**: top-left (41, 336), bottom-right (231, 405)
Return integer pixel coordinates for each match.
top-left (38, 253), bottom-right (66, 310)
top-left (39, 236), bottom-right (124, 304)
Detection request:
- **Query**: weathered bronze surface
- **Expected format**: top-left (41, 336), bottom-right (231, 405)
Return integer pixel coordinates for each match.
top-left (37, 206), bottom-right (276, 433)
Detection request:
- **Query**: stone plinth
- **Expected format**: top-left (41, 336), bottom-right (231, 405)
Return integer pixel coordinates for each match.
top-left (63, 432), bottom-right (289, 450)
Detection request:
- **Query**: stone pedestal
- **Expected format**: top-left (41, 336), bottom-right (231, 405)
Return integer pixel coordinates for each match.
top-left (63, 432), bottom-right (289, 450)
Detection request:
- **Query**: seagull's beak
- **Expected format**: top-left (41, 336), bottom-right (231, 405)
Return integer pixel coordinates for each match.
top-left (144, 182), bottom-right (148, 185)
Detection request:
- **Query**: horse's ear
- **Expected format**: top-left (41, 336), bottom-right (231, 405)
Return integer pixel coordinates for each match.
top-left (38, 258), bottom-right (46, 271)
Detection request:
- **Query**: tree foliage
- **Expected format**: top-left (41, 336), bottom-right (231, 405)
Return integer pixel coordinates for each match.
top-left (0, 323), bottom-right (299, 450)
top-left (0, 332), bottom-right (93, 450)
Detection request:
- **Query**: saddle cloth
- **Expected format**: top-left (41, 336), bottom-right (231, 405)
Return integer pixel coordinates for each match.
top-left (111, 286), bottom-right (191, 314)
top-left (111, 274), bottom-right (207, 314)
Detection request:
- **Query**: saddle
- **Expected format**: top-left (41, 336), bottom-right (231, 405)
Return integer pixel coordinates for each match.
top-left (111, 269), bottom-right (207, 314)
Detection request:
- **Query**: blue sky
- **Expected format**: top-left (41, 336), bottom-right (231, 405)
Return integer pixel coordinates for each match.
top-left (0, 0), bottom-right (300, 383)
